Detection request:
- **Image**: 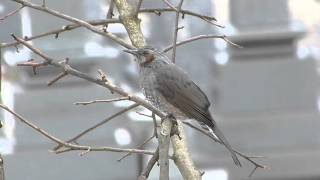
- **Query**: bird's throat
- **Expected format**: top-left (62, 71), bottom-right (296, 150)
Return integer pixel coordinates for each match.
top-left (139, 53), bottom-right (155, 67)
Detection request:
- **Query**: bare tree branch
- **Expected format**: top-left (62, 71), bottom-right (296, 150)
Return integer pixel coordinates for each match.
top-left (162, 0), bottom-right (178, 12)
top-left (103, 0), bottom-right (115, 31)
top-left (1, 19), bottom-right (120, 48)
top-left (135, 111), bottom-right (152, 118)
top-left (74, 97), bottom-right (129, 105)
top-left (0, 104), bottom-right (154, 155)
top-left (53, 103), bottom-right (139, 151)
top-left (163, 34), bottom-right (242, 53)
top-left (182, 121), bottom-right (267, 177)
top-left (171, 0), bottom-right (184, 63)
top-left (11, 34), bottom-right (164, 117)
top-left (47, 71), bottom-right (68, 86)
top-left (0, 5), bottom-right (24, 21)
top-left (119, 112), bottom-right (159, 162)
top-left (11, 0), bottom-right (133, 49)
top-left (107, 0), bottom-right (115, 19)
top-left (135, 0), bottom-right (144, 16)
top-left (118, 133), bottom-right (155, 162)
top-left (139, 8), bottom-right (216, 21)
top-left (138, 147), bottom-right (159, 180)
top-left (152, 112), bottom-right (158, 138)
top-left (16, 59), bottom-right (48, 75)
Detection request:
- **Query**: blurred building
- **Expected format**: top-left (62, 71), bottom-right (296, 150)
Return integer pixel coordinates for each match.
top-left (1, 0), bottom-right (320, 180)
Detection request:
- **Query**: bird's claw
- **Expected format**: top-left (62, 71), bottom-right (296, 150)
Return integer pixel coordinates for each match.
top-left (170, 123), bottom-right (182, 140)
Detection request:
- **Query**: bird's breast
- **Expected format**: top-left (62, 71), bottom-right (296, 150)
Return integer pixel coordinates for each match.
top-left (139, 68), bottom-right (187, 119)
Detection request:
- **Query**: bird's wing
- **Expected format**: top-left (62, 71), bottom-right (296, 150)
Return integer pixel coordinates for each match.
top-left (155, 65), bottom-right (213, 126)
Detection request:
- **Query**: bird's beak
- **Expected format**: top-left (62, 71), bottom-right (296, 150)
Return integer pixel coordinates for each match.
top-left (123, 49), bottom-right (139, 56)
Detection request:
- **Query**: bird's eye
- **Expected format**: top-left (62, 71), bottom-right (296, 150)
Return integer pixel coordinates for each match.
top-left (141, 51), bottom-right (150, 56)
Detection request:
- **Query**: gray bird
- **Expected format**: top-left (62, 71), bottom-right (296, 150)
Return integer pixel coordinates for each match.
top-left (124, 47), bottom-right (241, 167)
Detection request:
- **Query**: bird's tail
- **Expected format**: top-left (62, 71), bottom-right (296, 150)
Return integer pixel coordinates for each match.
top-left (205, 118), bottom-right (241, 167)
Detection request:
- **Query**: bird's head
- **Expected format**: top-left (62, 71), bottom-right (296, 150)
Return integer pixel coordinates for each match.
top-left (123, 47), bottom-right (159, 66)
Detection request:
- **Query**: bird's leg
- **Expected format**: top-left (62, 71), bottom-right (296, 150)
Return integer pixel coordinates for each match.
top-left (161, 113), bottom-right (182, 139)
top-left (170, 121), bottom-right (182, 140)
top-left (163, 113), bottom-right (175, 122)
top-left (152, 112), bottom-right (159, 138)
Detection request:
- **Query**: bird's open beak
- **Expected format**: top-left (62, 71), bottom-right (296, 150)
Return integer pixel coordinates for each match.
top-left (123, 49), bottom-right (139, 56)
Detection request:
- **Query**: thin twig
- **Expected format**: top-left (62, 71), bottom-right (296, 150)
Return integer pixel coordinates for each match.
top-left (53, 103), bottom-right (139, 151)
top-left (106, 0), bottom-right (114, 19)
top-left (182, 121), bottom-right (267, 177)
top-left (104, 0), bottom-right (114, 31)
top-left (162, 0), bottom-right (178, 12)
top-left (138, 147), bottom-right (159, 180)
top-left (135, 111), bottom-right (153, 118)
top-left (200, 17), bottom-right (225, 28)
top-left (0, 104), bottom-right (154, 155)
top-left (16, 59), bottom-right (48, 75)
top-left (79, 147), bottom-right (91, 156)
top-left (47, 71), bottom-right (68, 86)
top-left (42, 0), bottom-right (46, 7)
top-left (11, 0), bottom-right (133, 49)
top-left (97, 69), bottom-right (109, 83)
top-left (163, 34), bottom-right (242, 53)
top-left (171, 0), bottom-right (184, 63)
top-left (135, 0), bottom-right (144, 16)
top-left (222, 36), bottom-right (243, 48)
top-left (118, 134), bottom-right (155, 162)
top-left (183, 121), bottom-right (218, 142)
top-left (1, 19), bottom-right (119, 48)
top-left (118, 110), bottom-right (159, 161)
top-left (97, 69), bottom-right (114, 94)
top-left (0, 5), bottom-right (24, 21)
top-left (74, 97), bottom-right (129, 105)
top-left (139, 7), bottom-right (216, 21)
top-left (152, 112), bottom-right (158, 138)
top-left (52, 147), bottom-right (72, 154)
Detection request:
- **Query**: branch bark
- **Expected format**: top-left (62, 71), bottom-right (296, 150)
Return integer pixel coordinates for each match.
top-left (172, 121), bottom-right (201, 180)
top-left (114, 0), bottom-right (145, 48)
top-left (158, 118), bottom-right (172, 180)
